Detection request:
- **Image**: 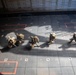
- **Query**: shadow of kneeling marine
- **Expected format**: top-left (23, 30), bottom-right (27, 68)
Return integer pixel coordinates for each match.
top-left (29, 36), bottom-right (39, 49)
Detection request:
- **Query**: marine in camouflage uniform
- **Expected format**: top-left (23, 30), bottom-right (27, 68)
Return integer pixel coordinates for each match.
top-left (29, 36), bottom-right (39, 48)
top-left (48, 33), bottom-right (56, 45)
top-left (16, 33), bottom-right (24, 46)
top-left (7, 36), bottom-right (16, 48)
top-left (68, 32), bottom-right (76, 44)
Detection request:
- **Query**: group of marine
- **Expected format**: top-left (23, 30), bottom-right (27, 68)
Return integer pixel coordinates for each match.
top-left (6, 32), bottom-right (76, 49)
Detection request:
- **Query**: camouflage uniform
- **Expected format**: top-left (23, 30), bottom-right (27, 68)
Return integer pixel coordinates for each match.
top-left (7, 36), bottom-right (16, 48)
top-left (29, 36), bottom-right (39, 48)
top-left (16, 33), bottom-right (24, 46)
top-left (48, 33), bottom-right (56, 45)
top-left (68, 33), bottom-right (76, 44)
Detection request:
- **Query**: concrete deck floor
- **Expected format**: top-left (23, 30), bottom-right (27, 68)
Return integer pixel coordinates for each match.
top-left (0, 14), bottom-right (76, 75)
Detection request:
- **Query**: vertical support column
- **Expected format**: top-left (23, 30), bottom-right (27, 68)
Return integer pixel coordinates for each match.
top-left (56, 0), bottom-right (58, 10)
top-left (43, 0), bottom-right (45, 11)
top-left (1, 0), bottom-right (6, 10)
top-left (30, 0), bottom-right (33, 11)
top-left (68, 0), bottom-right (71, 8)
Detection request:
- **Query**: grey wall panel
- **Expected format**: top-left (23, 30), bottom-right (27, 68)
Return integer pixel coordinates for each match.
top-left (5, 0), bottom-right (18, 9)
top-left (57, 0), bottom-right (63, 9)
top-left (32, 0), bottom-right (38, 7)
top-left (45, 0), bottom-right (57, 10)
top-left (57, 0), bottom-right (63, 4)
top-left (45, 0), bottom-right (51, 8)
top-left (63, 3), bottom-right (69, 9)
top-left (70, 1), bottom-right (76, 7)
top-left (4, 0), bottom-right (31, 10)
top-left (51, 0), bottom-right (57, 3)
top-left (57, 0), bottom-right (70, 10)
top-left (0, 0), bottom-right (3, 8)
top-left (2, 0), bottom-right (76, 11)
top-left (69, 0), bottom-right (76, 9)
top-left (50, 3), bottom-right (56, 9)
top-left (62, 0), bottom-right (69, 3)
top-left (18, 0), bottom-right (30, 8)
top-left (32, 0), bottom-right (44, 10)
top-left (71, 0), bottom-right (76, 1)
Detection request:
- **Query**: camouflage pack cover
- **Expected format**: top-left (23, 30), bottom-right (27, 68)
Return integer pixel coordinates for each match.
top-left (5, 32), bottom-right (17, 40)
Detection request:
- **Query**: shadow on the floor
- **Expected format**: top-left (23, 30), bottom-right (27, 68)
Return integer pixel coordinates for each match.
top-left (40, 42), bottom-right (49, 48)
top-left (24, 43), bottom-right (32, 51)
top-left (59, 43), bottom-right (71, 50)
top-left (2, 41), bottom-right (74, 57)
top-left (1, 46), bottom-right (10, 52)
top-left (59, 43), bottom-right (76, 50)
